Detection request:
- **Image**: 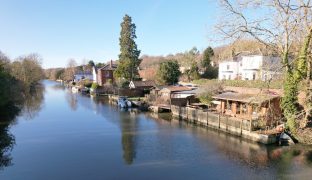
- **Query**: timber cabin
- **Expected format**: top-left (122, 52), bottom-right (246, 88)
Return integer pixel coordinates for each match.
top-left (212, 92), bottom-right (282, 126)
top-left (158, 86), bottom-right (198, 106)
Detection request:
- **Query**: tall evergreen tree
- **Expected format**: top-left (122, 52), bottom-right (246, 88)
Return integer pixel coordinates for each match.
top-left (114, 14), bottom-right (141, 81)
top-left (201, 47), bottom-right (217, 79)
top-left (157, 60), bottom-right (181, 85)
top-left (201, 46), bottom-right (214, 70)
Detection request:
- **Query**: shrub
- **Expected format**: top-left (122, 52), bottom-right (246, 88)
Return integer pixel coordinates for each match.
top-left (91, 82), bottom-right (98, 90)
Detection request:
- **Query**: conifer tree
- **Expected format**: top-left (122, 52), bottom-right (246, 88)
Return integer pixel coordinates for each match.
top-left (114, 14), bottom-right (141, 81)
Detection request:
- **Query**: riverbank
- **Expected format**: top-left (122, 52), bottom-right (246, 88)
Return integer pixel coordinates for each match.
top-left (2, 80), bottom-right (312, 180)
top-left (69, 85), bottom-right (282, 145)
top-left (101, 92), bottom-right (281, 145)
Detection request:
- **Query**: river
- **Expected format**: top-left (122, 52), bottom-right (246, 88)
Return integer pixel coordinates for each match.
top-left (0, 80), bottom-right (312, 180)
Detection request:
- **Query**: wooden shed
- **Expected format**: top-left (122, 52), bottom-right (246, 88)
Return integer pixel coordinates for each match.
top-left (213, 92), bottom-right (282, 126)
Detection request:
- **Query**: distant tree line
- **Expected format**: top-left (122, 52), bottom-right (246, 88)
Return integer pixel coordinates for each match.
top-left (0, 51), bottom-right (44, 120)
top-left (142, 46), bottom-right (217, 85)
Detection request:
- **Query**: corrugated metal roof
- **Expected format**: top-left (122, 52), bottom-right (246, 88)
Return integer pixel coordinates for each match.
top-left (212, 92), bottom-right (279, 104)
top-left (160, 86), bottom-right (192, 93)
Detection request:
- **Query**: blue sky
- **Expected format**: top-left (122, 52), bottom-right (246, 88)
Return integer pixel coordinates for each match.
top-left (0, 0), bottom-right (219, 68)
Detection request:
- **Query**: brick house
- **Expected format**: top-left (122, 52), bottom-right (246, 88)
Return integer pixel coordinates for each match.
top-left (97, 60), bottom-right (117, 86)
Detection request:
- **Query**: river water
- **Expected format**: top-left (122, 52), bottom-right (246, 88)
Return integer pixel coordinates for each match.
top-left (1, 80), bottom-right (312, 180)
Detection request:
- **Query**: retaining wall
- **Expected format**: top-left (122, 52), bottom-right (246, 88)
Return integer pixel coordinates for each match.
top-left (171, 105), bottom-right (277, 144)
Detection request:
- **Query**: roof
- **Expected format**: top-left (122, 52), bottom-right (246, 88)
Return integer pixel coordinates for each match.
top-left (131, 80), bottom-right (156, 87)
top-left (212, 92), bottom-right (279, 104)
top-left (160, 86), bottom-right (192, 93)
top-left (98, 61), bottom-right (117, 70)
top-left (172, 88), bottom-right (199, 94)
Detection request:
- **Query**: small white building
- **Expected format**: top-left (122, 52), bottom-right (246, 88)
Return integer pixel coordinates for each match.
top-left (219, 55), bottom-right (282, 81)
top-left (92, 66), bottom-right (97, 83)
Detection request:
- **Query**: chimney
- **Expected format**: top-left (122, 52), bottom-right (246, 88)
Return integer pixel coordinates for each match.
top-left (110, 60), bottom-right (113, 68)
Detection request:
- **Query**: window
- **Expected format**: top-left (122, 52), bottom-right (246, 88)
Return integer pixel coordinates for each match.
top-left (105, 71), bottom-right (110, 77)
top-left (228, 75), bottom-right (231, 80)
top-left (223, 75), bottom-right (226, 79)
top-left (227, 65), bottom-right (230, 70)
top-left (252, 73), bottom-right (256, 80)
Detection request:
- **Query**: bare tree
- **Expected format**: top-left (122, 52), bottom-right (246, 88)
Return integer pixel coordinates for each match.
top-left (64, 58), bottom-right (77, 81)
top-left (10, 53), bottom-right (44, 88)
top-left (216, 0), bottom-right (312, 136)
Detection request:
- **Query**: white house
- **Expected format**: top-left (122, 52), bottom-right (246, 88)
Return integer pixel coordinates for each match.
top-left (74, 66), bottom-right (97, 82)
top-left (74, 72), bottom-right (92, 82)
top-left (219, 55), bottom-right (282, 81)
top-left (218, 59), bottom-right (240, 80)
top-left (92, 66), bottom-right (97, 83)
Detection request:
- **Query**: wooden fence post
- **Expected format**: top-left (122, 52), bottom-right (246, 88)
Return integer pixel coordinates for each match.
top-left (206, 110), bottom-right (209, 126)
top-left (226, 116), bottom-right (228, 131)
top-left (186, 107), bottom-right (189, 121)
top-left (218, 113), bottom-right (221, 129)
top-left (194, 109), bottom-right (199, 124)
top-left (240, 119), bottom-right (243, 135)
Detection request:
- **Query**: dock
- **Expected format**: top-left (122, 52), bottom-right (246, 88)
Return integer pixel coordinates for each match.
top-left (149, 104), bottom-right (171, 113)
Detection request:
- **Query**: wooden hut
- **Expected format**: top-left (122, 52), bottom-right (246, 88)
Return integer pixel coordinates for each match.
top-left (213, 92), bottom-right (282, 126)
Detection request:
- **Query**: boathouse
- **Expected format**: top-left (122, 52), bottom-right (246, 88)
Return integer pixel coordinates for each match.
top-left (212, 92), bottom-right (282, 126)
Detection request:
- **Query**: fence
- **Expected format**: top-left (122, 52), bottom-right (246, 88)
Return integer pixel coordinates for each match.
top-left (171, 105), bottom-right (255, 134)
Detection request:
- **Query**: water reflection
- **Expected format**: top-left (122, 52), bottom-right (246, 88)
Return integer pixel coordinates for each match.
top-left (3, 81), bottom-right (311, 179)
top-left (75, 96), bottom-right (139, 164)
top-left (0, 83), bottom-right (45, 170)
top-left (22, 84), bottom-right (45, 119)
top-left (77, 94), bottom-right (312, 173)
top-left (0, 123), bottom-right (15, 170)
top-left (149, 113), bottom-right (312, 178)
top-left (120, 112), bottom-right (138, 164)
top-left (66, 92), bottom-right (78, 111)
top-left (60, 89), bottom-right (139, 165)
top-left (48, 83), bottom-right (312, 177)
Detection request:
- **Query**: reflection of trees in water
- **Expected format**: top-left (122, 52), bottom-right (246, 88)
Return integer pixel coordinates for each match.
top-left (119, 112), bottom-right (138, 165)
top-left (22, 85), bottom-right (45, 119)
top-left (51, 83), bottom-right (66, 91)
top-left (66, 92), bottom-right (78, 111)
top-left (0, 123), bottom-right (15, 170)
top-left (88, 96), bottom-right (312, 170)
top-left (0, 84), bottom-right (45, 170)
top-left (90, 97), bottom-right (139, 165)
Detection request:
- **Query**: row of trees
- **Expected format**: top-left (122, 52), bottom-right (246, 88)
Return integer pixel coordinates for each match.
top-left (0, 51), bottom-right (44, 120)
top-left (216, 0), bottom-right (312, 142)
top-left (155, 46), bottom-right (217, 85)
top-left (45, 59), bottom-right (99, 81)
top-left (113, 14), bottom-right (218, 85)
